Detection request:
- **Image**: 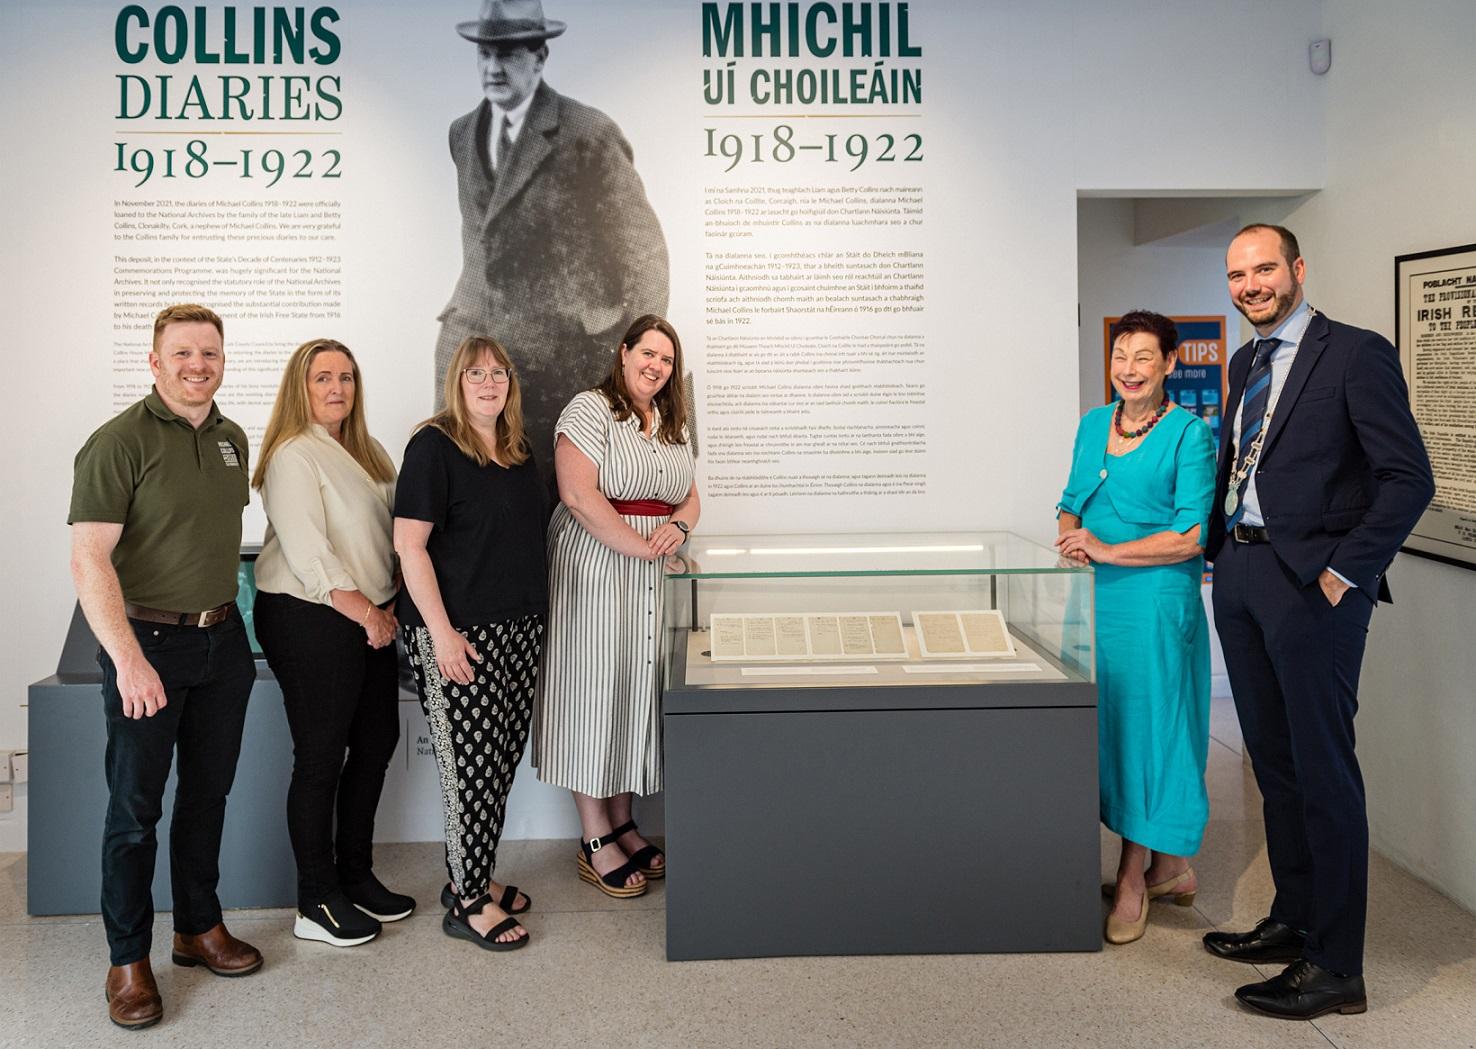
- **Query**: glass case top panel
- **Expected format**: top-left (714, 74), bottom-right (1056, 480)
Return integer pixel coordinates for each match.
top-left (667, 531), bottom-right (1087, 580)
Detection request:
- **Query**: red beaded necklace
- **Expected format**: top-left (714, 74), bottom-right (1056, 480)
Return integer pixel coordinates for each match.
top-left (1113, 394), bottom-right (1170, 439)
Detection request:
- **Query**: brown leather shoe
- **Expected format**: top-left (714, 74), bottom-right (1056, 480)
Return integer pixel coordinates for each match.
top-left (105, 960), bottom-right (163, 1029)
top-left (170, 923), bottom-right (263, 977)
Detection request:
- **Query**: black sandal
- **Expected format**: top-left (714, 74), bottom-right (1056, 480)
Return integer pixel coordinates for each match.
top-left (608, 820), bottom-right (666, 880)
top-left (441, 892), bottom-right (529, 952)
top-left (440, 882), bottom-right (531, 915)
top-left (576, 835), bottom-right (648, 898)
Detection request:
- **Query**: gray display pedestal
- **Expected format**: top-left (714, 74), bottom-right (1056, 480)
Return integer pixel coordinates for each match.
top-left (26, 607), bottom-right (298, 915)
top-left (27, 675), bottom-right (297, 915)
top-left (25, 610), bottom-right (302, 914)
top-left (663, 661), bottom-right (1100, 960)
top-left (26, 603), bottom-right (652, 917)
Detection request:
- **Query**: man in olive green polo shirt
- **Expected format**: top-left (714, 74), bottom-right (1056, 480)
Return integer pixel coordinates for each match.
top-left (69, 304), bottom-right (263, 1031)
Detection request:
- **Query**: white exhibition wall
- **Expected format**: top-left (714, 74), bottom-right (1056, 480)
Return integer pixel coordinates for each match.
top-left (1, 0), bottom-right (1331, 851)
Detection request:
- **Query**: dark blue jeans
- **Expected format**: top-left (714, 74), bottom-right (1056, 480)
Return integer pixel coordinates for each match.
top-left (98, 607), bottom-right (254, 966)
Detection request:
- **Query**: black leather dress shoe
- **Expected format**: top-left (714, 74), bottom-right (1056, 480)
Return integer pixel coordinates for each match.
top-left (1235, 959), bottom-right (1367, 1020)
top-left (1203, 917), bottom-right (1305, 964)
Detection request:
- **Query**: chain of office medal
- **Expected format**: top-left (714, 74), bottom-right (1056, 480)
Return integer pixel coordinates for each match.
top-left (1225, 305), bottom-right (1317, 516)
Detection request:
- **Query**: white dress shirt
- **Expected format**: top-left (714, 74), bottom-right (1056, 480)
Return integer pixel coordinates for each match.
top-left (1231, 300), bottom-right (1314, 528)
top-left (1230, 301), bottom-right (1355, 588)
top-left (255, 425), bottom-right (398, 606)
top-left (489, 81), bottom-right (539, 170)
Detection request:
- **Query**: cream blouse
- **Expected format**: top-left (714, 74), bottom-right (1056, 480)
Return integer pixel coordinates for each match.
top-left (255, 425), bottom-right (398, 606)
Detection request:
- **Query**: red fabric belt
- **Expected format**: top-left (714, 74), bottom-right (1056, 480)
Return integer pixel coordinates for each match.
top-left (609, 498), bottom-right (674, 517)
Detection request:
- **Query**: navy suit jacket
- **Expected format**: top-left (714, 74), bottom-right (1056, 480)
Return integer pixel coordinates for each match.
top-left (1205, 311), bottom-right (1434, 601)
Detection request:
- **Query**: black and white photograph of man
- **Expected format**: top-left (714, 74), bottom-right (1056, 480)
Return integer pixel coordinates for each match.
top-left (435, 0), bottom-right (671, 494)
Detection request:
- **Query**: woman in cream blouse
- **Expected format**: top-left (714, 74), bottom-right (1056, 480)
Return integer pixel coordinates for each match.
top-left (252, 338), bottom-right (412, 948)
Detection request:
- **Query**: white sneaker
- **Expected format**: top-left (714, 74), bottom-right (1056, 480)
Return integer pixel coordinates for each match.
top-left (292, 894), bottom-right (380, 947)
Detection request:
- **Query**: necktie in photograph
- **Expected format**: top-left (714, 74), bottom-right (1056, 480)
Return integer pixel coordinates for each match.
top-left (494, 120), bottom-right (513, 175)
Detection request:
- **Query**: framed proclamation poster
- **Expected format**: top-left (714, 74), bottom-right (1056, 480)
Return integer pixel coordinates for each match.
top-left (1396, 243), bottom-right (1476, 571)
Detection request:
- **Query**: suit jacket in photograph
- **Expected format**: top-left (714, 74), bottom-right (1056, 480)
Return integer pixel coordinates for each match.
top-left (436, 81), bottom-right (671, 489)
top-left (440, 81), bottom-right (668, 364)
top-left (1205, 311), bottom-right (1435, 601)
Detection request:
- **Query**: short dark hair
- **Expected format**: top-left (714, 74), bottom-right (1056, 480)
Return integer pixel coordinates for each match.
top-left (1112, 310), bottom-right (1179, 358)
top-left (1233, 223), bottom-right (1301, 268)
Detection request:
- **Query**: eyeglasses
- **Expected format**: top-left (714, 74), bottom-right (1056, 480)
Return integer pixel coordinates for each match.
top-left (462, 367), bottom-right (511, 385)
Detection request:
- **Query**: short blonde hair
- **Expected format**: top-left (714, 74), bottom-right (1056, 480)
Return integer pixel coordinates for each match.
top-left (153, 304), bottom-right (223, 351)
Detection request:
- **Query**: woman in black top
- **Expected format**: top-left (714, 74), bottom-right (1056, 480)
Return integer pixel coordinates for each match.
top-left (394, 336), bottom-right (547, 952)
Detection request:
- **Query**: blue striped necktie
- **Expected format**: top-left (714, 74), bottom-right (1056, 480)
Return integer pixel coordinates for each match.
top-left (1226, 338), bottom-right (1277, 527)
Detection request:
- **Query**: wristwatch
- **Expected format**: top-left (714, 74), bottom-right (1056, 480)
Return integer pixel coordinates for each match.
top-left (671, 519), bottom-right (690, 536)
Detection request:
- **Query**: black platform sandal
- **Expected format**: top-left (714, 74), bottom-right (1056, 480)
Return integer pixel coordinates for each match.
top-left (576, 834), bottom-right (648, 898)
top-left (440, 882), bottom-right (531, 914)
top-left (441, 892), bottom-right (529, 952)
top-left (608, 820), bottom-right (666, 880)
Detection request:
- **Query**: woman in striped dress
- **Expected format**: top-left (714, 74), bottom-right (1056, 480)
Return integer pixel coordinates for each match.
top-left (534, 315), bottom-right (699, 898)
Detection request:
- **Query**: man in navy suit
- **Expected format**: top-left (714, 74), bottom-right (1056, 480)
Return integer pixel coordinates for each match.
top-left (1203, 225), bottom-right (1433, 1020)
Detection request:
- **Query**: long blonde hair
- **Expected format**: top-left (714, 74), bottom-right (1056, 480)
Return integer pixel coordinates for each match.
top-left (252, 338), bottom-right (396, 489)
top-left (414, 336), bottom-right (529, 467)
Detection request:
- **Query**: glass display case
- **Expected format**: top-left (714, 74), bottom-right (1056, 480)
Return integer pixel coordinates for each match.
top-left (659, 532), bottom-right (1101, 960)
top-left (662, 530), bottom-right (1094, 691)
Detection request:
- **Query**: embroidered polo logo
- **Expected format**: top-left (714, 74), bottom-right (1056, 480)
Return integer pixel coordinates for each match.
top-left (217, 441), bottom-right (240, 467)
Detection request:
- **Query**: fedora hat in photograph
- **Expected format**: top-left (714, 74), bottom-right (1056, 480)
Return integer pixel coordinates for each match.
top-left (457, 0), bottom-right (567, 45)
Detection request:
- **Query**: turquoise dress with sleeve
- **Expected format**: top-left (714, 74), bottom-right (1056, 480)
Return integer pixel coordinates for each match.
top-left (1058, 404), bottom-right (1218, 856)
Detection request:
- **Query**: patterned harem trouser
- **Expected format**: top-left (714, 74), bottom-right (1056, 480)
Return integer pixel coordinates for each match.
top-left (403, 614), bottom-right (544, 896)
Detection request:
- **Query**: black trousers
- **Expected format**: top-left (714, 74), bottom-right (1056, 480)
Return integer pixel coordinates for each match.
top-left (99, 607), bottom-right (255, 966)
top-left (1212, 538), bottom-right (1376, 975)
top-left (254, 591), bottom-right (400, 904)
top-left (402, 615), bottom-right (542, 896)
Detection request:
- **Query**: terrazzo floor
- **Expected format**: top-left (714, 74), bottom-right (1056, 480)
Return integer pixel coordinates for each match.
top-left (1, 696), bottom-right (1473, 1049)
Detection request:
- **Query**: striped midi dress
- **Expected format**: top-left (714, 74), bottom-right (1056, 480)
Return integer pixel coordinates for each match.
top-left (533, 390), bottom-right (696, 796)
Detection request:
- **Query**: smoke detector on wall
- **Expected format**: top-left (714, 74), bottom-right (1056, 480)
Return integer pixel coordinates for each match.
top-left (1309, 39), bottom-right (1331, 75)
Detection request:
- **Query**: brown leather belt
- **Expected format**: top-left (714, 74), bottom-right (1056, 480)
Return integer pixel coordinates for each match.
top-left (125, 602), bottom-right (233, 628)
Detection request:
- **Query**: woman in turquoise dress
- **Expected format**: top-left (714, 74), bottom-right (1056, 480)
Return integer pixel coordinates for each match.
top-left (1056, 310), bottom-right (1217, 946)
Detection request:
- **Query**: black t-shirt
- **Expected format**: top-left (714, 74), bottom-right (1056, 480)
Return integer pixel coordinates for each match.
top-left (393, 425), bottom-right (549, 629)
